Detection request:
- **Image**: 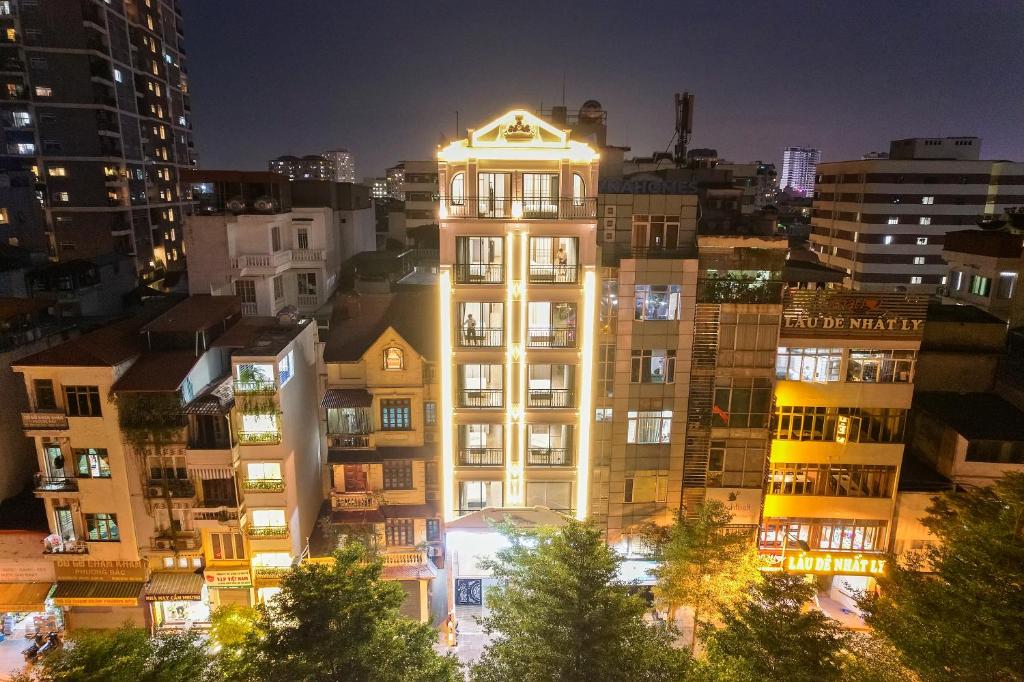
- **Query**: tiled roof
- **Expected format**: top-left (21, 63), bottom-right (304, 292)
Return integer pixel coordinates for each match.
top-left (321, 388), bottom-right (372, 409)
top-left (323, 289), bottom-right (438, 362)
top-left (112, 351), bottom-right (199, 392)
top-left (13, 316), bottom-right (146, 367)
top-left (182, 376), bottom-right (234, 415)
top-left (140, 295), bottom-right (240, 334)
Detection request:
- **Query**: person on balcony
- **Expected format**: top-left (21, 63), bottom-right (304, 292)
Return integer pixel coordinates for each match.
top-left (463, 313), bottom-right (478, 343)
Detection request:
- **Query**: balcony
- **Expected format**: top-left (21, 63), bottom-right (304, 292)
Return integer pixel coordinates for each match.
top-left (43, 539), bottom-right (88, 555)
top-left (528, 264), bottom-right (579, 284)
top-left (331, 491), bottom-right (378, 511)
top-left (152, 531), bottom-right (200, 551)
top-left (383, 550), bottom-right (434, 567)
top-left (253, 566), bottom-right (291, 581)
top-left (527, 448), bottom-right (572, 467)
top-left (328, 434), bottom-right (371, 449)
top-left (237, 431), bottom-right (282, 445)
top-left (527, 389), bottom-right (574, 408)
top-left (296, 293), bottom-right (319, 307)
top-left (291, 248), bottom-right (324, 263)
top-left (459, 388), bottom-right (503, 408)
top-left (33, 475), bottom-right (79, 494)
top-left (231, 251), bottom-right (292, 275)
top-left (21, 411), bottom-right (69, 431)
top-left (243, 478), bottom-right (285, 493)
top-left (233, 380), bottom-right (276, 394)
top-left (193, 507), bottom-right (240, 527)
top-left (458, 448), bottom-right (504, 466)
top-left (458, 327), bottom-right (503, 348)
top-left (454, 263), bottom-right (504, 285)
top-left (444, 197), bottom-right (597, 220)
top-left (246, 525), bottom-right (289, 539)
top-left (145, 479), bottom-right (196, 498)
top-left (527, 327), bottom-right (576, 349)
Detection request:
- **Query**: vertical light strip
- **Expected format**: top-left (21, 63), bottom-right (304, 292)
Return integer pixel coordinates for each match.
top-left (504, 233), bottom-right (516, 506)
top-left (439, 269), bottom-right (455, 522)
top-left (515, 230), bottom-right (529, 506)
top-left (575, 268), bottom-right (597, 519)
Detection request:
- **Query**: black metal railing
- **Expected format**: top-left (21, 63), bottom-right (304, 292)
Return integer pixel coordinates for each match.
top-left (459, 388), bottom-right (503, 408)
top-left (527, 327), bottom-right (576, 348)
top-left (33, 475), bottom-right (78, 493)
top-left (145, 479), bottom-right (196, 498)
top-left (458, 327), bottom-right (504, 348)
top-left (527, 448), bottom-right (572, 466)
top-left (328, 434), bottom-right (371, 448)
top-left (527, 389), bottom-right (574, 408)
top-left (458, 448), bottom-right (504, 466)
top-left (529, 264), bottom-right (579, 284)
top-left (444, 197), bottom-right (597, 219)
top-left (454, 263), bottom-right (504, 284)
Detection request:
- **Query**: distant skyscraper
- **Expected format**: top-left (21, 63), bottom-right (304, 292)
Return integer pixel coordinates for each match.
top-left (780, 147), bottom-right (821, 196)
top-left (323, 149), bottom-right (355, 183)
top-left (268, 155), bottom-right (332, 181)
top-left (365, 177), bottom-right (388, 199)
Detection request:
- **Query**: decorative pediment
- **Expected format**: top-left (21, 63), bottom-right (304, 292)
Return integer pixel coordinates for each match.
top-left (469, 110), bottom-right (568, 148)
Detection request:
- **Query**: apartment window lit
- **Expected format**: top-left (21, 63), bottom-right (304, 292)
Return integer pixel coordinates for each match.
top-left (526, 482), bottom-right (572, 511)
top-left (0, 2), bottom-right (11, 15)
top-left (775, 347), bottom-right (842, 382)
top-left (970, 275), bottom-right (991, 297)
top-left (883, 236), bottom-right (894, 245)
top-left (0, 208), bottom-right (7, 225)
top-left (913, 256), bottom-right (925, 265)
top-left (630, 350), bottom-right (676, 383)
top-left (251, 509), bottom-right (286, 529)
top-left (595, 408), bottom-right (613, 422)
top-left (887, 217), bottom-right (899, 225)
top-left (380, 399), bottom-right (412, 431)
top-left (34, 86), bottom-right (52, 97)
top-left (626, 410), bottom-right (672, 444)
top-left (74, 448), bottom-right (111, 478)
top-left (455, 236), bottom-right (503, 283)
top-left (11, 111), bottom-right (30, 127)
top-left (449, 172), bottom-right (464, 205)
top-left (921, 196), bottom-right (934, 204)
top-left (916, 237), bottom-right (928, 245)
top-left (632, 215), bottom-right (681, 251)
top-left (211, 533), bottom-right (246, 560)
top-left (382, 460), bottom-right (413, 490)
top-left (85, 513), bottom-right (120, 541)
top-left (113, 68), bottom-right (123, 83)
top-left (13, 142), bottom-right (34, 154)
top-left (919, 217), bottom-right (931, 225)
top-left (572, 173), bottom-right (586, 206)
top-left (528, 236), bottom-right (578, 283)
top-left (459, 481), bottom-right (502, 512)
top-left (634, 285), bottom-right (682, 320)
top-left (624, 473), bottom-right (668, 503)
top-left (910, 276), bottom-right (923, 284)
top-left (997, 273), bottom-right (1017, 300)
top-left (53, 191), bottom-right (69, 203)
top-left (385, 518), bottom-right (415, 546)
top-left (848, 350), bottom-right (916, 383)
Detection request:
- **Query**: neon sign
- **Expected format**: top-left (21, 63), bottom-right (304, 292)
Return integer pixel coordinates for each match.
top-left (784, 552), bottom-right (886, 576)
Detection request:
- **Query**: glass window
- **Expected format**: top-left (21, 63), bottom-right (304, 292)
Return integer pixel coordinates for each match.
top-left (525, 482), bottom-right (572, 511)
top-left (383, 346), bottom-right (404, 370)
top-left (997, 274), bottom-right (1016, 300)
top-left (247, 462), bottom-right (282, 481)
top-left (75, 448), bottom-right (111, 478)
top-left (529, 237), bottom-right (578, 283)
top-left (775, 347), bottom-right (842, 382)
top-left (297, 272), bottom-right (317, 296)
top-left (424, 401), bottom-right (437, 426)
top-left (85, 513), bottom-right (120, 541)
top-left (847, 350), bottom-right (916, 383)
top-left (278, 351), bottom-right (293, 386)
top-left (627, 410), bottom-right (672, 444)
top-left (273, 275), bottom-right (284, 300)
top-left (235, 279), bottom-right (256, 304)
top-left (478, 172), bottom-right (511, 217)
top-left (251, 509), bottom-right (286, 527)
top-left (450, 172), bottom-right (465, 205)
top-left (713, 378), bottom-right (772, 428)
top-left (459, 481), bottom-right (502, 512)
top-left (64, 386), bottom-right (101, 416)
top-left (572, 173), bottom-right (586, 205)
top-left (426, 519), bottom-right (441, 542)
top-left (296, 227), bottom-right (309, 250)
top-left (383, 460), bottom-right (413, 490)
top-left (624, 473), bottom-right (668, 503)
top-left (634, 285), bottom-right (682, 321)
top-left (241, 414), bottom-right (277, 434)
top-left (34, 379), bottom-right (56, 410)
top-left (630, 349), bottom-right (676, 384)
top-left (385, 518), bottom-right (415, 546)
top-left (380, 399), bottom-right (411, 430)
top-left (459, 302), bottom-right (503, 347)
top-left (271, 226), bottom-right (281, 252)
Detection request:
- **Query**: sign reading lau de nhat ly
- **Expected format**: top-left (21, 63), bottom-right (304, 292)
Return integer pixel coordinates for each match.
top-left (784, 316), bottom-right (924, 332)
top-left (784, 552), bottom-right (887, 577)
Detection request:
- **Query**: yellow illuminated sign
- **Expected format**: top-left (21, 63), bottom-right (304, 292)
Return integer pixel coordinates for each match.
top-left (835, 415), bottom-right (849, 444)
top-left (784, 552), bottom-right (886, 577)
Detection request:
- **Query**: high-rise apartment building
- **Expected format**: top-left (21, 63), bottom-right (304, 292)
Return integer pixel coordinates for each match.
top-left (780, 147), bottom-right (821, 197)
top-left (323, 148), bottom-right (355, 183)
top-left (0, 0), bottom-right (195, 272)
top-left (268, 155), bottom-right (332, 182)
top-left (809, 139), bottom-right (1024, 292)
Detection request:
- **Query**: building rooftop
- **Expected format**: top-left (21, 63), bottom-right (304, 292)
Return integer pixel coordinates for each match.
top-left (212, 317), bottom-right (310, 357)
top-left (14, 315), bottom-right (146, 367)
top-left (897, 453), bottom-right (954, 493)
top-left (111, 351), bottom-right (201, 393)
top-left (140, 295), bottom-right (240, 334)
top-left (914, 392), bottom-right (1024, 442)
top-left (926, 303), bottom-right (1004, 325)
top-left (323, 289), bottom-right (438, 363)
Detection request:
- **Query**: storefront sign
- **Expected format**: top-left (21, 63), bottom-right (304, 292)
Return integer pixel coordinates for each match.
top-left (598, 178), bottom-right (697, 195)
top-left (783, 316), bottom-right (923, 332)
top-left (835, 415), bottom-right (850, 444)
top-left (0, 559), bottom-right (55, 583)
top-left (57, 596), bottom-right (140, 607)
top-left (204, 569), bottom-right (252, 589)
top-left (784, 552), bottom-right (886, 576)
top-left (145, 592), bottom-right (201, 602)
top-left (54, 560), bottom-right (146, 582)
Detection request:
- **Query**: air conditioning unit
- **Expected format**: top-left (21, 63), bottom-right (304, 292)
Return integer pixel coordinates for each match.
top-left (253, 196), bottom-right (275, 212)
top-left (148, 485), bottom-right (164, 498)
top-left (226, 197), bottom-right (245, 213)
top-left (153, 538), bottom-right (171, 550)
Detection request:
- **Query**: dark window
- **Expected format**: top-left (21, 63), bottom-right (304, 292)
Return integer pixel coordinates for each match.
top-left (385, 518), bottom-right (415, 546)
top-left (383, 460), bottom-right (413, 490)
top-left (64, 385), bottom-right (101, 416)
top-left (380, 399), bottom-right (411, 431)
top-left (211, 532), bottom-right (246, 560)
top-left (426, 518), bottom-right (441, 542)
top-left (424, 401), bottom-right (437, 426)
top-left (34, 379), bottom-right (56, 410)
top-left (85, 513), bottom-right (120, 541)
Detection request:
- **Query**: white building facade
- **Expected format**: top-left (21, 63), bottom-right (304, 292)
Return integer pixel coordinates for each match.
top-left (780, 147), bottom-right (822, 197)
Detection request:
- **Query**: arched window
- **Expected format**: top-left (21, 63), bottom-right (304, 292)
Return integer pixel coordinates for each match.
top-left (450, 172), bottom-right (465, 206)
top-left (572, 173), bottom-right (586, 206)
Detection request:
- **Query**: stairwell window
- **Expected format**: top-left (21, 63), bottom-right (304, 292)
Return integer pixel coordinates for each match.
top-left (64, 386), bottom-right (101, 416)
top-left (85, 513), bottom-right (120, 542)
top-left (970, 275), bottom-right (991, 296)
top-left (634, 285), bottom-right (682, 321)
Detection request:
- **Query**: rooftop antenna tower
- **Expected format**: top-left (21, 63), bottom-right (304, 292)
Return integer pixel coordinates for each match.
top-left (673, 91), bottom-right (694, 168)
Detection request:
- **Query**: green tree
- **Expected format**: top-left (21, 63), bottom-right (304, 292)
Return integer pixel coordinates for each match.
top-left (471, 519), bottom-right (694, 682)
top-left (650, 499), bottom-right (762, 650)
top-left (702, 572), bottom-right (848, 682)
top-left (222, 542), bottom-right (459, 682)
top-left (17, 626), bottom-right (211, 682)
top-left (859, 473), bottom-right (1024, 681)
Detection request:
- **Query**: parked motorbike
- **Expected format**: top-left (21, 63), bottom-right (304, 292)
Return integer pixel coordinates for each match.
top-left (22, 633), bottom-right (44, 662)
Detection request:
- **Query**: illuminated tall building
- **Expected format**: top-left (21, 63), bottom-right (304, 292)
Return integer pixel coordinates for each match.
top-left (436, 110), bottom-right (599, 523)
top-left (780, 147), bottom-right (821, 197)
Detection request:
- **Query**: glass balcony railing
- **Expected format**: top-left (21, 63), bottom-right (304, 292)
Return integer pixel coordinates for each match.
top-left (459, 388), bottom-right (503, 408)
top-left (528, 264), bottom-right (579, 284)
top-left (527, 327), bottom-right (576, 348)
top-left (443, 197), bottom-right (597, 219)
top-left (527, 388), bottom-right (574, 408)
top-left (458, 448), bottom-right (504, 466)
top-left (457, 327), bottom-right (504, 348)
top-left (454, 263), bottom-right (504, 284)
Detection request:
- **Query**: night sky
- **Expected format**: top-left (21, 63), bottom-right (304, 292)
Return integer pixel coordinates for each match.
top-left (180, 0), bottom-right (1024, 177)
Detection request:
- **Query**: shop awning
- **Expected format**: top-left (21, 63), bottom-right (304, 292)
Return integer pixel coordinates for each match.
top-left (0, 582), bottom-right (54, 612)
top-left (52, 581), bottom-right (143, 607)
top-left (145, 571), bottom-right (205, 602)
top-left (321, 389), bottom-right (373, 409)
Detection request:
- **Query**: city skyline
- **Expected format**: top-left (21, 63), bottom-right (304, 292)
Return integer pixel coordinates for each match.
top-left (180, 0), bottom-right (1024, 175)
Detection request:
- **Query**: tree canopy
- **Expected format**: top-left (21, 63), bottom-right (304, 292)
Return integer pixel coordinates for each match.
top-left (471, 519), bottom-right (693, 682)
top-left (859, 472), bottom-right (1024, 681)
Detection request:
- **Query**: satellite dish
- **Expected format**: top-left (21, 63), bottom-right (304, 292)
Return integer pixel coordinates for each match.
top-left (226, 197), bottom-right (245, 213)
